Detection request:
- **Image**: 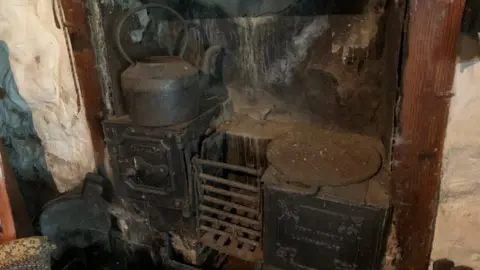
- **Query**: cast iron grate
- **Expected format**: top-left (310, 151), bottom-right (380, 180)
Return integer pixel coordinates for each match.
top-left (192, 158), bottom-right (263, 262)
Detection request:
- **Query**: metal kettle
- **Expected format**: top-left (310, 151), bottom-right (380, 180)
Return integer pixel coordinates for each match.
top-left (115, 4), bottom-right (221, 127)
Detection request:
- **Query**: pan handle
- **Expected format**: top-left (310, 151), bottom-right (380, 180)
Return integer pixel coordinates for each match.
top-left (114, 3), bottom-right (188, 65)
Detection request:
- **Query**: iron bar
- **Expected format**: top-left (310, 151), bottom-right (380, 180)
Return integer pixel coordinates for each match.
top-left (193, 158), bottom-right (262, 176)
top-left (201, 185), bottom-right (258, 202)
top-left (200, 214), bottom-right (261, 237)
top-left (199, 206), bottom-right (260, 226)
top-left (199, 173), bottom-right (258, 192)
top-left (203, 195), bottom-right (259, 215)
top-left (199, 225), bottom-right (259, 246)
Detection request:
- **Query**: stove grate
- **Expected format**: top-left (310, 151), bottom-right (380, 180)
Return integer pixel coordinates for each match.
top-left (192, 157), bottom-right (263, 262)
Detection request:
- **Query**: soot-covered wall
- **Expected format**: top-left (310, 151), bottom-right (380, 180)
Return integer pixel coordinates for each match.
top-left (89, 0), bottom-right (404, 146)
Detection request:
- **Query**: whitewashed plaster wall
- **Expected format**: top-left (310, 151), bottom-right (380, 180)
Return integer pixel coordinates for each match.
top-left (431, 56), bottom-right (480, 267)
top-left (0, 0), bottom-right (95, 192)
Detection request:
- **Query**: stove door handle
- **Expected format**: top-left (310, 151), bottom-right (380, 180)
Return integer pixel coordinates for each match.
top-left (133, 156), bottom-right (170, 179)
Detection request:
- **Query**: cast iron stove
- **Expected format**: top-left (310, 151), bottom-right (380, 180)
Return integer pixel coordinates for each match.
top-left (105, 107), bottom-right (391, 270)
top-left (104, 97), bottom-right (229, 231)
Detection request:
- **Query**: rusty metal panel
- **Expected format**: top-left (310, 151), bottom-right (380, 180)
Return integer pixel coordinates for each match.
top-left (263, 187), bottom-right (390, 270)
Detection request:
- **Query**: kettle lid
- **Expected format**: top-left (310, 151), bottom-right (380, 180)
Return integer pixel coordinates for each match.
top-left (124, 56), bottom-right (199, 80)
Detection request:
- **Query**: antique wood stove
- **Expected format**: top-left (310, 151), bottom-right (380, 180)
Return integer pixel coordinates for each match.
top-left (105, 104), bottom-right (391, 269)
top-left (103, 96), bottom-right (231, 266)
top-left (99, 2), bottom-right (394, 269)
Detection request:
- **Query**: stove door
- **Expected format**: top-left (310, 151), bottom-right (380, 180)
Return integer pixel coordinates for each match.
top-left (115, 134), bottom-right (188, 206)
top-left (122, 135), bottom-right (176, 194)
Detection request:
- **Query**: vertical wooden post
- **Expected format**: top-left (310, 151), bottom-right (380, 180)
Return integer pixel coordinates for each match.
top-left (60, 0), bottom-right (105, 164)
top-left (0, 140), bottom-right (33, 243)
top-left (391, 0), bottom-right (465, 269)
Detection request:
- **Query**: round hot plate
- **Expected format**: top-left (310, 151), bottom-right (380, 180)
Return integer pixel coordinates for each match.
top-left (266, 126), bottom-right (383, 187)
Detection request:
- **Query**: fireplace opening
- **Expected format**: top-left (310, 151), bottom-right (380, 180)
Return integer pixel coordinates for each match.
top-left (86, 0), bottom-right (405, 269)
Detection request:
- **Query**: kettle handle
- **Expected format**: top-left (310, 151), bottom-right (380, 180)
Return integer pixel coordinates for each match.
top-left (114, 3), bottom-right (188, 65)
top-left (202, 45), bottom-right (222, 76)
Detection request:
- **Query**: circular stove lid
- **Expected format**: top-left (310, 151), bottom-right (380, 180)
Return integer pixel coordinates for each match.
top-left (266, 127), bottom-right (382, 187)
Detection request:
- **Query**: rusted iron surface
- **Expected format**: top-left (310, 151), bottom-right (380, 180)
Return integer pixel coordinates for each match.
top-left (199, 225), bottom-right (259, 247)
top-left (199, 205), bottom-right (260, 226)
top-left (60, 0), bottom-right (105, 164)
top-left (201, 185), bottom-right (258, 203)
top-left (391, 0), bottom-right (465, 269)
top-left (199, 173), bottom-right (259, 192)
top-left (194, 156), bottom-right (263, 262)
top-left (202, 195), bottom-right (259, 215)
top-left (194, 158), bottom-right (263, 176)
top-left (199, 228), bottom-right (262, 263)
top-left (200, 215), bottom-right (261, 237)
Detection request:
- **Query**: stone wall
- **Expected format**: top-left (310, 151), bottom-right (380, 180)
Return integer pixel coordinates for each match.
top-left (431, 36), bottom-right (480, 269)
top-left (0, 0), bottom-right (95, 192)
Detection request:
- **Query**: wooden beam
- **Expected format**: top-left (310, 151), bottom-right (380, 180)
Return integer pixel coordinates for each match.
top-left (0, 140), bottom-right (33, 240)
top-left (391, 0), bottom-right (465, 269)
top-left (60, 0), bottom-right (105, 164)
